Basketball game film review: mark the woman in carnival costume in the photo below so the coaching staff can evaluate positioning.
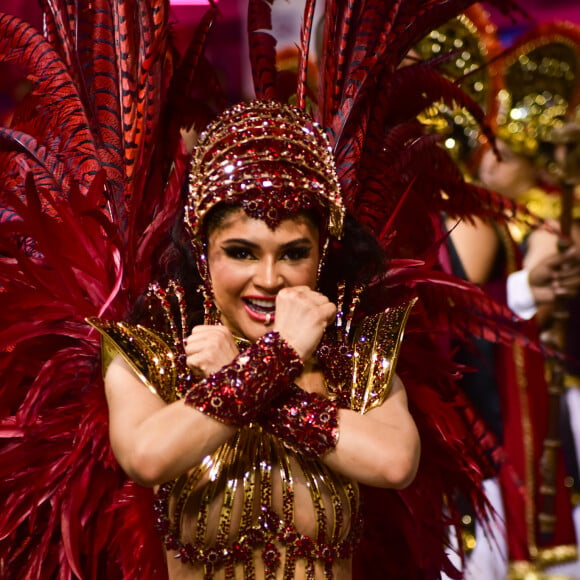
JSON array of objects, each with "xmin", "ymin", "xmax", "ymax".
[
  {"xmin": 0, "ymin": 0, "xmax": 530, "ymax": 578},
  {"xmin": 94, "ymin": 98, "xmax": 423, "ymax": 580}
]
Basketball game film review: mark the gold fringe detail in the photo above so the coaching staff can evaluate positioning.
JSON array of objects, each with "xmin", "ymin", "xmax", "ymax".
[{"xmin": 509, "ymin": 545, "xmax": 579, "ymax": 579}]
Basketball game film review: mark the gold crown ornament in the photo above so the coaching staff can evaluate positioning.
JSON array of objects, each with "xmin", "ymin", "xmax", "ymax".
[
  {"xmin": 495, "ymin": 21, "xmax": 580, "ymax": 159},
  {"xmin": 414, "ymin": 4, "xmax": 503, "ymax": 164},
  {"xmin": 185, "ymin": 100, "xmax": 344, "ymax": 243}
]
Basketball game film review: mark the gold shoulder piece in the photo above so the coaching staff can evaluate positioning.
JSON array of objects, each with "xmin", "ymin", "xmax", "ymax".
[
  {"xmin": 349, "ymin": 299, "xmax": 416, "ymax": 414},
  {"xmin": 86, "ymin": 318, "xmax": 179, "ymax": 403}
]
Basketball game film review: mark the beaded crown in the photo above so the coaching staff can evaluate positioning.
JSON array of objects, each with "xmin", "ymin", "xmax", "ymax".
[
  {"xmin": 185, "ymin": 100, "xmax": 344, "ymax": 242},
  {"xmin": 495, "ymin": 22, "xmax": 580, "ymax": 158}
]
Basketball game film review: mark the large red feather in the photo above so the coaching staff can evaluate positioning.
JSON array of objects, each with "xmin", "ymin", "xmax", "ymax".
[
  {"xmin": 0, "ymin": 14, "xmax": 101, "ymax": 203},
  {"xmin": 247, "ymin": 0, "xmax": 277, "ymax": 100},
  {"xmin": 296, "ymin": 0, "xmax": 317, "ymax": 109}
]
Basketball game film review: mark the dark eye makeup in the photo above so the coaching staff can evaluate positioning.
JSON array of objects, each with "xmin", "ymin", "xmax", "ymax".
[
  {"xmin": 222, "ymin": 245, "xmax": 255, "ymax": 260},
  {"xmin": 281, "ymin": 245, "xmax": 312, "ymax": 261},
  {"xmin": 221, "ymin": 242, "xmax": 312, "ymax": 262}
]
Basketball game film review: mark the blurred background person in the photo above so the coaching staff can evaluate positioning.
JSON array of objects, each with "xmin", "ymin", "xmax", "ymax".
[{"xmin": 416, "ymin": 12, "xmax": 580, "ymax": 579}]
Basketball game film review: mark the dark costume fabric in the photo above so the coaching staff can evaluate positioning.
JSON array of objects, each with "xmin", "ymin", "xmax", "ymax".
[{"xmin": 0, "ymin": 0, "xmax": 543, "ymax": 578}]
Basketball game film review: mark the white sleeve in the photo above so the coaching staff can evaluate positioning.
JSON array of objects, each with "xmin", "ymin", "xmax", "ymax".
[{"xmin": 507, "ymin": 269, "xmax": 537, "ymax": 320}]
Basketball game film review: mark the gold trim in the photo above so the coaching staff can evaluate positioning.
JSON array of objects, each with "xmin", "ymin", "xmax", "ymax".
[
  {"xmin": 509, "ymin": 544, "xmax": 579, "ymax": 578},
  {"xmin": 86, "ymin": 318, "xmax": 178, "ymax": 402},
  {"xmin": 537, "ymin": 544, "xmax": 579, "ymax": 567},
  {"xmin": 564, "ymin": 374, "xmax": 580, "ymax": 389},
  {"xmin": 350, "ymin": 299, "xmax": 417, "ymax": 414},
  {"xmin": 513, "ymin": 339, "xmax": 538, "ymax": 556}
]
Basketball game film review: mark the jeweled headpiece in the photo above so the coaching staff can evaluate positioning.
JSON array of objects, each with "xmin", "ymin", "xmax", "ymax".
[
  {"xmin": 414, "ymin": 5, "xmax": 502, "ymax": 164},
  {"xmin": 185, "ymin": 100, "xmax": 344, "ymax": 241},
  {"xmin": 495, "ymin": 22, "xmax": 580, "ymax": 158}
]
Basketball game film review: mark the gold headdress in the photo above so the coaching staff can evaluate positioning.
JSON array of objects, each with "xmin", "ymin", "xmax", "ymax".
[
  {"xmin": 495, "ymin": 21, "xmax": 580, "ymax": 158},
  {"xmin": 185, "ymin": 100, "xmax": 344, "ymax": 242},
  {"xmin": 414, "ymin": 5, "xmax": 502, "ymax": 165}
]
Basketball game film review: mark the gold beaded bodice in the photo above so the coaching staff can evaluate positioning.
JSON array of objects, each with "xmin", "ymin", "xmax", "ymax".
[{"xmin": 89, "ymin": 301, "xmax": 414, "ymax": 579}]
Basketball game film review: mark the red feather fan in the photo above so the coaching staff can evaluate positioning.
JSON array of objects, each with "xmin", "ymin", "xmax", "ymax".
[{"xmin": 0, "ymin": 1, "xmax": 220, "ymax": 577}]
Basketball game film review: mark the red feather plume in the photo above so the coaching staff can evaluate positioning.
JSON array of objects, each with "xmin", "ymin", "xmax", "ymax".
[
  {"xmin": 0, "ymin": 0, "xmax": 219, "ymax": 577},
  {"xmin": 296, "ymin": 0, "xmax": 317, "ymax": 110},
  {"xmin": 0, "ymin": 14, "xmax": 101, "ymax": 213},
  {"xmin": 248, "ymin": 0, "xmax": 277, "ymax": 100}
]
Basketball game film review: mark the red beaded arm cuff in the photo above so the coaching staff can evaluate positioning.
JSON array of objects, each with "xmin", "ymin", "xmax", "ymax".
[
  {"xmin": 261, "ymin": 384, "xmax": 339, "ymax": 457},
  {"xmin": 184, "ymin": 331, "xmax": 303, "ymax": 426}
]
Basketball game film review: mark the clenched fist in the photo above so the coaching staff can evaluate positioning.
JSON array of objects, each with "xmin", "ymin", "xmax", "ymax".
[
  {"xmin": 184, "ymin": 325, "xmax": 239, "ymax": 377},
  {"xmin": 273, "ymin": 286, "xmax": 337, "ymax": 361}
]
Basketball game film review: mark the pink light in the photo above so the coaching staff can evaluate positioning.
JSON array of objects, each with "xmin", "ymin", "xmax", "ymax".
[{"xmin": 170, "ymin": 0, "xmax": 213, "ymax": 5}]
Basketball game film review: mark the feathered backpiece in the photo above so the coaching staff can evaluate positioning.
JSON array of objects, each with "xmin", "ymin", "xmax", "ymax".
[
  {"xmin": 0, "ymin": 1, "xmax": 223, "ymax": 578},
  {"xmin": 0, "ymin": 0, "xmax": 541, "ymax": 578}
]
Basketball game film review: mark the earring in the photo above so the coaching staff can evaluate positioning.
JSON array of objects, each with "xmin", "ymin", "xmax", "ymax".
[
  {"xmin": 317, "ymin": 236, "xmax": 330, "ymax": 284},
  {"xmin": 202, "ymin": 287, "xmax": 220, "ymax": 325},
  {"xmin": 345, "ymin": 283, "xmax": 363, "ymax": 338},
  {"xmin": 335, "ymin": 280, "xmax": 346, "ymax": 338},
  {"xmin": 192, "ymin": 240, "xmax": 220, "ymax": 325}
]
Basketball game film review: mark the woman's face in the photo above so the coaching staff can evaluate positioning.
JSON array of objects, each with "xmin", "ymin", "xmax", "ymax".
[
  {"xmin": 207, "ymin": 208, "xmax": 320, "ymax": 342},
  {"xmin": 477, "ymin": 139, "xmax": 537, "ymax": 199}
]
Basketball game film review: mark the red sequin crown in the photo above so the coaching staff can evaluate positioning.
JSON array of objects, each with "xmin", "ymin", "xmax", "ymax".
[{"xmin": 185, "ymin": 100, "xmax": 344, "ymax": 240}]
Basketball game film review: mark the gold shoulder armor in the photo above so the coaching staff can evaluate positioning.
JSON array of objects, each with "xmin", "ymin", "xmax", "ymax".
[
  {"xmin": 349, "ymin": 299, "xmax": 416, "ymax": 414},
  {"xmin": 86, "ymin": 318, "xmax": 180, "ymax": 403}
]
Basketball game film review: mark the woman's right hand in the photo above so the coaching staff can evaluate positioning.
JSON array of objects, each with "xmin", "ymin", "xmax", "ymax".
[{"xmin": 273, "ymin": 286, "xmax": 337, "ymax": 361}]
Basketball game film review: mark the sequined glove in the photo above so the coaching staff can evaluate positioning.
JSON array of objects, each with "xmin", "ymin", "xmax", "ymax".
[
  {"xmin": 184, "ymin": 331, "xmax": 303, "ymax": 425},
  {"xmin": 261, "ymin": 383, "xmax": 339, "ymax": 457}
]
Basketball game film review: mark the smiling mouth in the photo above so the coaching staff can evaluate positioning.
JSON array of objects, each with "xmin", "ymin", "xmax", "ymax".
[{"xmin": 243, "ymin": 297, "xmax": 276, "ymax": 321}]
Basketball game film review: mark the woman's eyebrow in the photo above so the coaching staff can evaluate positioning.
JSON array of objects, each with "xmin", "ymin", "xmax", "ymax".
[
  {"xmin": 221, "ymin": 238, "xmax": 258, "ymax": 247},
  {"xmin": 280, "ymin": 238, "xmax": 313, "ymax": 249},
  {"xmin": 221, "ymin": 237, "xmax": 313, "ymax": 249}
]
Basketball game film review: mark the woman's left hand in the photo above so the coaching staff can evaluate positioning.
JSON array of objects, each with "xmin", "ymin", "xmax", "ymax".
[{"xmin": 184, "ymin": 325, "xmax": 239, "ymax": 377}]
